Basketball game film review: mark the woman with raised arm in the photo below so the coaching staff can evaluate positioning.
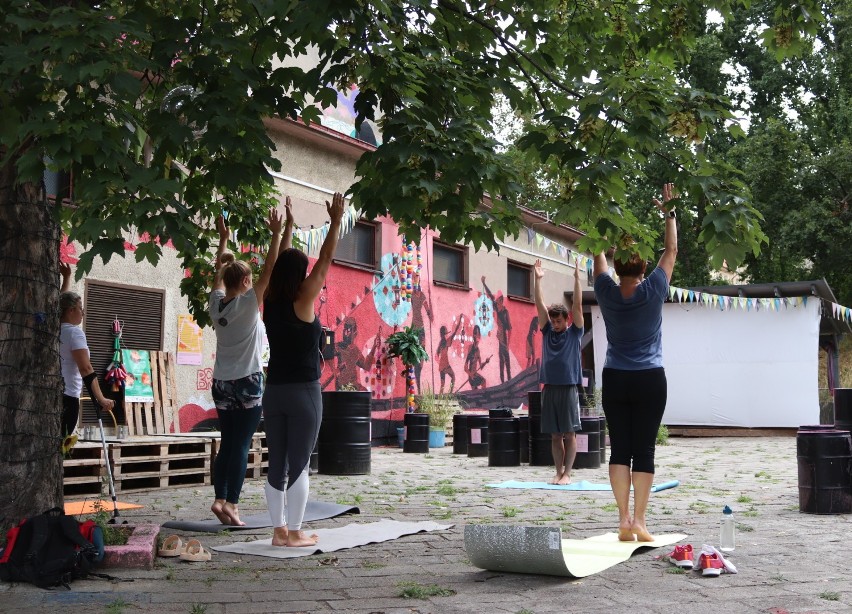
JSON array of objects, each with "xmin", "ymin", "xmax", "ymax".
[
  {"xmin": 263, "ymin": 192, "xmax": 345, "ymax": 547},
  {"xmin": 593, "ymin": 182, "xmax": 678, "ymax": 542},
  {"xmin": 60, "ymin": 261, "xmax": 115, "ymax": 449},
  {"xmin": 208, "ymin": 198, "xmax": 291, "ymax": 526}
]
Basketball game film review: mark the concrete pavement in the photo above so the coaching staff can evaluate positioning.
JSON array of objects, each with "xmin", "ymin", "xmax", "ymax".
[{"xmin": 2, "ymin": 436, "xmax": 851, "ymax": 613}]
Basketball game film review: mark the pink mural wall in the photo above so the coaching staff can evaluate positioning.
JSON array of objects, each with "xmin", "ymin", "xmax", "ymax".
[{"xmin": 316, "ymin": 222, "xmax": 541, "ymax": 441}]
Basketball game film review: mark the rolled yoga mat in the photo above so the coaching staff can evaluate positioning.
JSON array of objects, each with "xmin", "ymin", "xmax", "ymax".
[{"xmin": 465, "ymin": 524, "xmax": 687, "ymax": 578}]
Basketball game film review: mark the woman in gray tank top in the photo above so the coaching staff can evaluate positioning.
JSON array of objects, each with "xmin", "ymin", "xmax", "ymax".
[{"xmin": 207, "ymin": 199, "xmax": 291, "ymax": 526}]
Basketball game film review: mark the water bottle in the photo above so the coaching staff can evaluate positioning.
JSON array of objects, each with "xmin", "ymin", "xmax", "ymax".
[{"xmin": 720, "ymin": 505, "xmax": 736, "ymax": 552}]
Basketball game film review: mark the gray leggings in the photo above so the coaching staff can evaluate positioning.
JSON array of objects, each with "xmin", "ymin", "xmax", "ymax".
[{"xmin": 263, "ymin": 380, "xmax": 322, "ymax": 489}]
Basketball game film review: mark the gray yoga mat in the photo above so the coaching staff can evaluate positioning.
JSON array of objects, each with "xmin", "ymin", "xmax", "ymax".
[
  {"xmin": 213, "ymin": 519, "xmax": 452, "ymax": 559},
  {"xmin": 162, "ymin": 501, "xmax": 359, "ymax": 532}
]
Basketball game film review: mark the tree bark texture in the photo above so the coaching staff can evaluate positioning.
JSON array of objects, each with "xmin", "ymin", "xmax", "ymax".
[{"xmin": 0, "ymin": 146, "xmax": 64, "ymax": 536}]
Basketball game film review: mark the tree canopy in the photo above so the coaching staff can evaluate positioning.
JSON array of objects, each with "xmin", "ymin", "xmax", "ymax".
[{"xmin": 0, "ymin": 0, "xmax": 831, "ymax": 536}]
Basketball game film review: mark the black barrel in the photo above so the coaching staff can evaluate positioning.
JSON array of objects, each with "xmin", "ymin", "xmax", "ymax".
[
  {"xmin": 835, "ymin": 389, "xmax": 852, "ymax": 431},
  {"xmin": 797, "ymin": 429, "xmax": 852, "ymax": 514},
  {"xmin": 598, "ymin": 416, "xmax": 607, "ymax": 464},
  {"xmin": 528, "ymin": 391, "xmax": 551, "ymax": 466},
  {"xmin": 467, "ymin": 415, "xmax": 489, "ymax": 458},
  {"xmin": 488, "ymin": 416, "xmax": 520, "ymax": 467},
  {"xmin": 318, "ymin": 391, "xmax": 371, "ymax": 475},
  {"xmin": 572, "ymin": 416, "xmax": 601, "ymax": 470},
  {"xmin": 519, "ymin": 415, "xmax": 530, "ymax": 463},
  {"xmin": 403, "ymin": 412, "xmax": 430, "ymax": 453},
  {"xmin": 453, "ymin": 413, "xmax": 469, "ymax": 454}
]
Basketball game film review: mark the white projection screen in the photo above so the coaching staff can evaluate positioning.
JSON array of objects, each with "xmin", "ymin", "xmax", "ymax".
[{"xmin": 590, "ymin": 299, "xmax": 821, "ymax": 427}]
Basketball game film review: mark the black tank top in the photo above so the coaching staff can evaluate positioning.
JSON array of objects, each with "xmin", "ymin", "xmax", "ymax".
[{"xmin": 263, "ymin": 297, "xmax": 322, "ymax": 384}]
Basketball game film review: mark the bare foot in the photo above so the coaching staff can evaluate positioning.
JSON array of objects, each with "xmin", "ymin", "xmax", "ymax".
[
  {"xmin": 549, "ymin": 473, "xmax": 563, "ymax": 485},
  {"xmin": 286, "ymin": 530, "xmax": 319, "ymax": 547},
  {"xmin": 211, "ymin": 500, "xmax": 231, "ymax": 525},
  {"xmin": 223, "ymin": 502, "xmax": 246, "ymax": 527},
  {"xmin": 555, "ymin": 473, "xmax": 571, "ymax": 485},
  {"xmin": 618, "ymin": 517, "xmax": 635, "ymax": 541},
  {"xmin": 271, "ymin": 526, "xmax": 289, "ymax": 547},
  {"xmin": 631, "ymin": 522, "xmax": 654, "ymax": 542}
]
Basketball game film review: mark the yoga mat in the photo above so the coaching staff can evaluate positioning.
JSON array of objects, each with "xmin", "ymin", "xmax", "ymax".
[
  {"xmin": 64, "ymin": 500, "xmax": 143, "ymax": 515},
  {"xmin": 162, "ymin": 501, "xmax": 359, "ymax": 532},
  {"xmin": 213, "ymin": 520, "xmax": 452, "ymax": 559},
  {"xmin": 486, "ymin": 479, "xmax": 680, "ymax": 492},
  {"xmin": 465, "ymin": 525, "xmax": 687, "ymax": 578}
]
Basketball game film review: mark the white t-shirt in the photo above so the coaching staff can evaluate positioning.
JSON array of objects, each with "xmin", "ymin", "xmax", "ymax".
[
  {"xmin": 208, "ymin": 288, "xmax": 264, "ymax": 381},
  {"xmin": 60, "ymin": 322, "xmax": 89, "ymax": 397}
]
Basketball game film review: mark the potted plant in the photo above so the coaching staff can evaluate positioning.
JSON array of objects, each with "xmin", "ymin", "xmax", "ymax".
[
  {"xmin": 385, "ymin": 326, "xmax": 429, "ymax": 452},
  {"xmin": 384, "ymin": 326, "xmax": 428, "ymax": 414}
]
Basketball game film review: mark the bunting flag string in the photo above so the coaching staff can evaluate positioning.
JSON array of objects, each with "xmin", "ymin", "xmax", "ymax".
[
  {"xmin": 666, "ymin": 284, "xmax": 852, "ymax": 325},
  {"xmin": 522, "ymin": 226, "xmax": 595, "ymax": 274},
  {"xmin": 292, "ymin": 205, "xmax": 360, "ymax": 255}
]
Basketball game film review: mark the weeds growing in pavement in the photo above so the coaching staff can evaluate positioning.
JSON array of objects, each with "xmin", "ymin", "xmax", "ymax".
[
  {"xmin": 105, "ymin": 599, "xmax": 130, "ymax": 614},
  {"xmin": 502, "ymin": 506, "xmax": 519, "ymax": 517},
  {"xmin": 398, "ymin": 581, "xmax": 456, "ymax": 599},
  {"xmin": 189, "ymin": 605, "xmax": 208, "ymax": 614},
  {"xmin": 819, "ymin": 591, "xmax": 840, "ymax": 601},
  {"xmin": 736, "ymin": 495, "xmax": 753, "ymax": 503}
]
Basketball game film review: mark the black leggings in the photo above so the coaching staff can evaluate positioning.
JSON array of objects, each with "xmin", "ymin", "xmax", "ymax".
[
  {"xmin": 62, "ymin": 394, "xmax": 80, "ymax": 437},
  {"xmin": 602, "ymin": 368, "xmax": 666, "ymax": 473}
]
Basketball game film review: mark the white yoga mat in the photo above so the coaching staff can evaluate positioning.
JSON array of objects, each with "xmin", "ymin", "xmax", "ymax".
[{"xmin": 213, "ymin": 519, "xmax": 452, "ymax": 559}]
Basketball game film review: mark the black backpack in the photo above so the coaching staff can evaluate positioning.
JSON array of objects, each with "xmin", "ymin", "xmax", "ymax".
[{"xmin": 0, "ymin": 507, "xmax": 102, "ymax": 589}]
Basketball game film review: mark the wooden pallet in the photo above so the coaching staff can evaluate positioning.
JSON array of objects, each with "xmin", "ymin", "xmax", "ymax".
[
  {"xmin": 211, "ymin": 435, "xmax": 264, "ymax": 480},
  {"xmin": 125, "ymin": 351, "xmax": 179, "ymax": 436},
  {"xmin": 109, "ymin": 437, "xmax": 211, "ymax": 492},
  {"xmin": 63, "ymin": 442, "xmax": 106, "ymax": 497}
]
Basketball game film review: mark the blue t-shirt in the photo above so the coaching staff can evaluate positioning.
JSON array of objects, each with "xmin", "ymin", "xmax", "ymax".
[
  {"xmin": 539, "ymin": 320, "xmax": 583, "ymax": 385},
  {"xmin": 593, "ymin": 267, "xmax": 668, "ymax": 370}
]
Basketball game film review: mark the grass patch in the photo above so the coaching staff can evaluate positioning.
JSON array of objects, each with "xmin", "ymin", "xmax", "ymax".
[
  {"xmin": 601, "ymin": 503, "xmax": 618, "ymax": 512},
  {"xmin": 736, "ymin": 523, "xmax": 754, "ymax": 533},
  {"xmin": 189, "ymin": 605, "xmax": 208, "ymax": 614},
  {"xmin": 362, "ymin": 561, "xmax": 387, "ymax": 569},
  {"xmin": 105, "ymin": 599, "xmax": 130, "ymax": 614},
  {"xmin": 667, "ymin": 566, "xmax": 687, "ymax": 574},
  {"xmin": 437, "ymin": 484, "xmax": 458, "ymax": 496},
  {"xmin": 736, "ymin": 495, "xmax": 753, "ymax": 503},
  {"xmin": 398, "ymin": 581, "xmax": 456, "ymax": 599},
  {"xmin": 502, "ymin": 506, "xmax": 520, "ymax": 518},
  {"xmin": 656, "ymin": 424, "xmax": 669, "ymax": 445},
  {"xmin": 819, "ymin": 591, "xmax": 840, "ymax": 601}
]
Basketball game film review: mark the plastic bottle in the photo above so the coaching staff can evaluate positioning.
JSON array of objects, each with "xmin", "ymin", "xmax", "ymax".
[{"xmin": 720, "ymin": 505, "xmax": 736, "ymax": 552}]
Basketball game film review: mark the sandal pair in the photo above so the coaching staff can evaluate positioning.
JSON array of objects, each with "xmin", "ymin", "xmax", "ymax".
[{"xmin": 158, "ymin": 535, "xmax": 212, "ymax": 562}]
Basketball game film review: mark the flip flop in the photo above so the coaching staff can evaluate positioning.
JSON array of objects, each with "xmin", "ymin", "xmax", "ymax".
[
  {"xmin": 179, "ymin": 539, "xmax": 212, "ymax": 562},
  {"xmin": 157, "ymin": 534, "xmax": 184, "ymax": 557}
]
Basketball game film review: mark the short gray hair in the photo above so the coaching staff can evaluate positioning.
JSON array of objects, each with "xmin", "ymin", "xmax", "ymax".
[{"xmin": 59, "ymin": 291, "xmax": 82, "ymax": 317}]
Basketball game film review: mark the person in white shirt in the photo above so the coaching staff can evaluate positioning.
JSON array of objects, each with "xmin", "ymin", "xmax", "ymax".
[{"xmin": 59, "ymin": 262, "xmax": 115, "ymax": 446}]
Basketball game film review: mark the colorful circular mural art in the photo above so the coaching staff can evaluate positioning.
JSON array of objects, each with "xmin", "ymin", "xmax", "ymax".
[
  {"xmin": 473, "ymin": 293, "xmax": 495, "ymax": 336},
  {"xmin": 373, "ymin": 252, "xmax": 412, "ymax": 327}
]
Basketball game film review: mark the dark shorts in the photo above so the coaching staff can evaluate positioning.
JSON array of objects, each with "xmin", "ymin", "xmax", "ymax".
[
  {"xmin": 212, "ymin": 372, "xmax": 264, "ymax": 411},
  {"xmin": 541, "ymin": 384, "xmax": 581, "ymax": 434},
  {"xmin": 469, "ymin": 373, "xmax": 485, "ymax": 387}
]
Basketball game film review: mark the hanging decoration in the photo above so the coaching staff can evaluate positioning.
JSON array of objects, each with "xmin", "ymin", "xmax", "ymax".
[
  {"xmin": 397, "ymin": 236, "xmax": 422, "ymax": 303},
  {"xmin": 292, "ymin": 204, "xmax": 359, "ymax": 254},
  {"xmin": 104, "ymin": 318, "xmax": 127, "ymax": 392}
]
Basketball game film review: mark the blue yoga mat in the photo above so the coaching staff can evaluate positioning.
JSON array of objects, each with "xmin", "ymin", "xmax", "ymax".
[{"xmin": 486, "ymin": 479, "xmax": 680, "ymax": 492}]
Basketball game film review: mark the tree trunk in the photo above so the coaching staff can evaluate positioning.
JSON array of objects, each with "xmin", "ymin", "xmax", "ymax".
[{"xmin": 0, "ymin": 146, "xmax": 64, "ymax": 535}]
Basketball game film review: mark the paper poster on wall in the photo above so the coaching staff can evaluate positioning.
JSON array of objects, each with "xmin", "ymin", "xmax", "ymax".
[
  {"xmin": 122, "ymin": 349, "xmax": 155, "ymax": 402},
  {"xmin": 177, "ymin": 314, "xmax": 203, "ymax": 365}
]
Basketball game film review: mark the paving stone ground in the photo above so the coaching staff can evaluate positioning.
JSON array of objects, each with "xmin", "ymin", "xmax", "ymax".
[{"xmin": 2, "ymin": 436, "xmax": 851, "ymax": 613}]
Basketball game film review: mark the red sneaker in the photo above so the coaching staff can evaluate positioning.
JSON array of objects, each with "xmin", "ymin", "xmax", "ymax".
[
  {"xmin": 697, "ymin": 552, "xmax": 725, "ymax": 576},
  {"xmin": 667, "ymin": 544, "xmax": 694, "ymax": 569}
]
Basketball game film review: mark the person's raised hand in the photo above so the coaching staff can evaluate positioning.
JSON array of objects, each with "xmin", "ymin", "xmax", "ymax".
[
  {"xmin": 216, "ymin": 214, "xmax": 229, "ymax": 240},
  {"xmin": 268, "ymin": 207, "xmax": 283, "ymax": 235},
  {"xmin": 534, "ymin": 259, "xmax": 544, "ymax": 280},
  {"xmin": 653, "ymin": 182, "xmax": 678, "ymax": 213},
  {"xmin": 59, "ymin": 261, "xmax": 71, "ymax": 280},
  {"xmin": 574, "ymin": 257, "xmax": 581, "ymax": 280},
  {"xmin": 284, "ymin": 195, "xmax": 294, "ymax": 226},
  {"xmin": 326, "ymin": 192, "xmax": 345, "ymax": 223}
]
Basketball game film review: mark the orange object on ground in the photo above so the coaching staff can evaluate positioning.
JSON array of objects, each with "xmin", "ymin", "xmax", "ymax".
[{"xmin": 64, "ymin": 500, "xmax": 143, "ymax": 516}]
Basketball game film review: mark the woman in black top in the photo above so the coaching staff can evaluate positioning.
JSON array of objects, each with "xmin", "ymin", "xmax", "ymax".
[{"xmin": 262, "ymin": 192, "xmax": 344, "ymax": 547}]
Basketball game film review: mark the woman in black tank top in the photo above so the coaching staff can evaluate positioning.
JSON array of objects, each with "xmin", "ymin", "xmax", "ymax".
[{"xmin": 261, "ymin": 192, "xmax": 345, "ymax": 548}]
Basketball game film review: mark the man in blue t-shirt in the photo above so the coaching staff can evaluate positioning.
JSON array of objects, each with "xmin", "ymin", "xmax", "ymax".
[{"xmin": 534, "ymin": 257, "xmax": 584, "ymax": 485}]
